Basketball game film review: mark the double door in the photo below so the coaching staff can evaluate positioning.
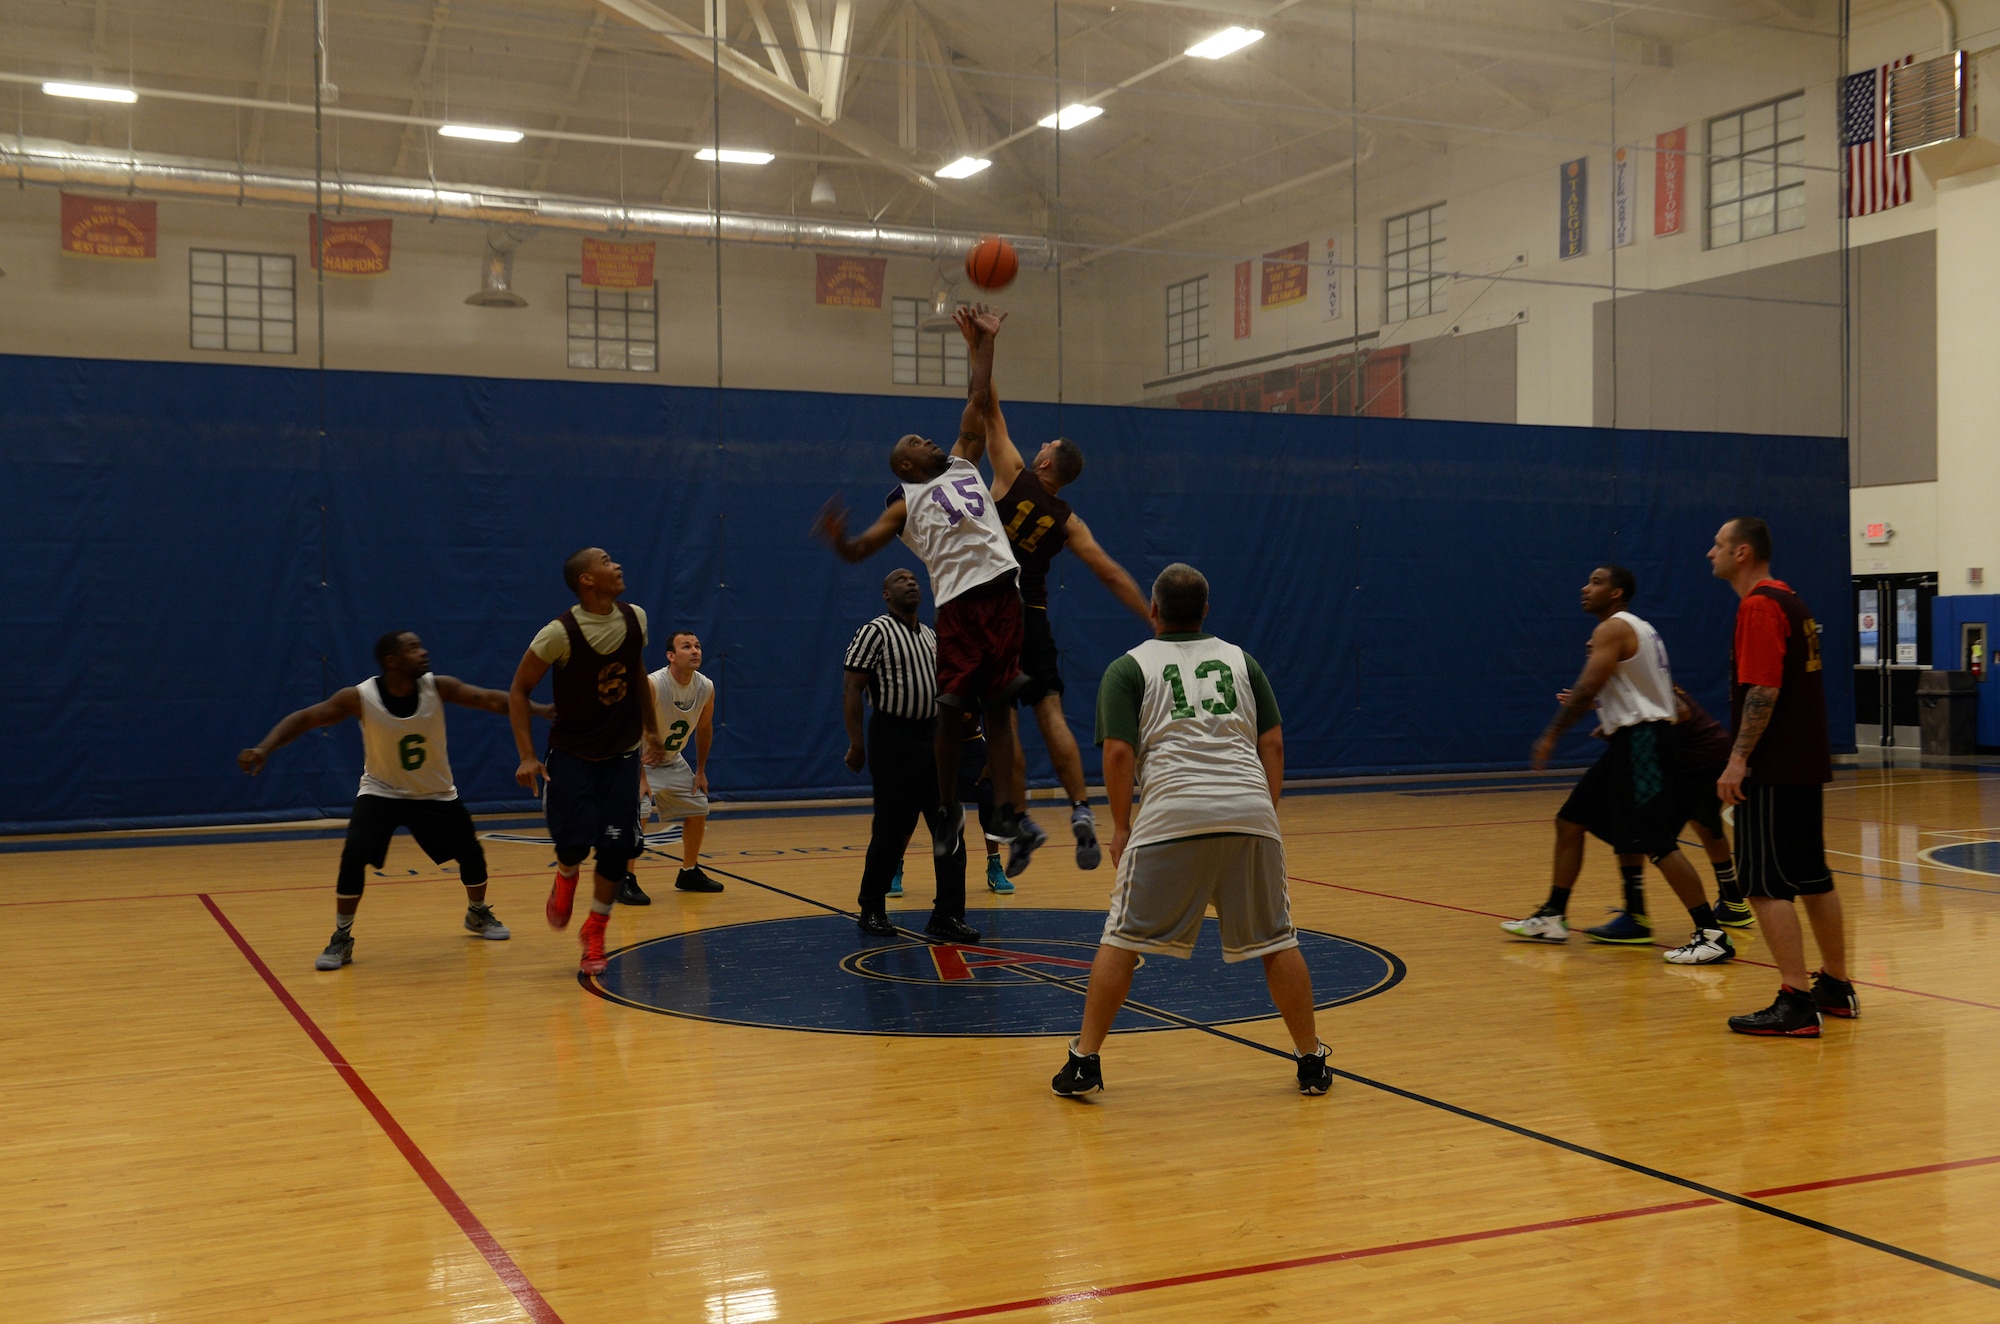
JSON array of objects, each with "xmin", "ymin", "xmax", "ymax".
[{"xmin": 1854, "ymin": 572, "xmax": 1937, "ymax": 746}]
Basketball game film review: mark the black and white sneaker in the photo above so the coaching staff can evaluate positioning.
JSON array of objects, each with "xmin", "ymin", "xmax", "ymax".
[
  {"xmin": 1663, "ymin": 927, "xmax": 1735, "ymax": 965},
  {"xmin": 463, "ymin": 903, "xmax": 510, "ymax": 940},
  {"xmin": 1072, "ymin": 804, "xmax": 1101, "ymax": 871},
  {"xmin": 1052, "ymin": 1038, "xmax": 1104, "ymax": 1097},
  {"xmin": 674, "ymin": 866, "xmax": 724, "ymax": 893},
  {"xmin": 615, "ymin": 873, "xmax": 652, "ymax": 906},
  {"xmin": 1811, "ymin": 969, "xmax": 1860, "ymax": 1019},
  {"xmin": 1728, "ymin": 986, "xmax": 1822, "ymax": 1038},
  {"xmin": 1296, "ymin": 1041, "xmax": 1334, "ymax": 1096},
  {"xmin": 315, "ymin": 931, "xmax": 354, "ymax": 971},
  {"xmin": 1006, "ymin": 813, "xmax": 1047, "ymax": 878}
]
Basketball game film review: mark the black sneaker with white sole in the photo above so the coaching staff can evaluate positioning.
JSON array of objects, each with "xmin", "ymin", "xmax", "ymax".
[
  {"xmin": 1072, "ymin": 804, "xmax": 1101, "ymax": 871},
  {"xmin": 1811, "ymin": 969, "xmax": 1860, "ymax": 1019},
  {"xmin": 1052, "ymin": 1040, "xmax": 1104, "ymax": 1097},
  {"xmin": 315, "ymin": 931, "xmax": 354, "ymax": 971},
  {"xmin": 1296, "ymin": 1042, "xmax": 1334, "ymax": 1095}
]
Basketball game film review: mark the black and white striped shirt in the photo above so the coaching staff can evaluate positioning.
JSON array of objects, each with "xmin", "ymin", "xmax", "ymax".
[{"xmin": 844, "ymin": 613, "xmax": 937, "ymax": 719}]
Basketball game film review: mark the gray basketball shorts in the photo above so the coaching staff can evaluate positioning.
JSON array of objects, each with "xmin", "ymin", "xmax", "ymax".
[
  {"xmin": 643, "ymin": 758, "xmax": 710, "ymax": 821},
  {"xmin": 1100, "ymin": 832, "xmax": 1297, "ymax": 964}
]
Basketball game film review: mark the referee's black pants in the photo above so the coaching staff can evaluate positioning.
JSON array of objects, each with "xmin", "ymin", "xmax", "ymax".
[{"xmin": 859, "ymin": 711, "xmax": 967, "ymax": 919}]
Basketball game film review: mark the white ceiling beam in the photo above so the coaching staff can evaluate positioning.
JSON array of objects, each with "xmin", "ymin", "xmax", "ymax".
[
  {"xmin": 913, "ymin": 16, "xmax": 969, "ymax": 154},
  {"xmin": 742, "ymin": 0, "xmax": 799, "ymax": 90},
  {"xmin": 244, "ymin": 0, "xmax": 289, "ymax": 159},
  {"xmin": 390, "ymin": 0, "xmax": 454, "ymax": 176},
  {"xmin": 531, "ymin": 12, "xmax": 607, "ymax": 192},
  {"xmin": 818, "ymin": 0, "xmax": 855, "ymax": 122},
  {"xmin": 784, "ymin": 0, "xmax": 825, "ymax": 99}
]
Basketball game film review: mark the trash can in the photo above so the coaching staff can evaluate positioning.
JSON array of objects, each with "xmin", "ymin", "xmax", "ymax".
[{"xmin": 1918, "ymin": 670, "xmax": 1978, "ymax": 755}]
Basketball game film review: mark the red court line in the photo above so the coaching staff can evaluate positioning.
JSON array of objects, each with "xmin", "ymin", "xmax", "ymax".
[
  {"xmin": 198, "ymin": 894, "xmax": 562, "ymax": 1324},
  {"xmin": 873, "ymin": 1197, "xmax": 1719, "ymax": 1324},
  {"xmin": 1747, "ymin": 1151, "xmax": 2000, "ymax": 1198}
]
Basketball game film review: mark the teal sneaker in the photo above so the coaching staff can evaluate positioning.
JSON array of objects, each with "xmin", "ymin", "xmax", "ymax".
[
  {"xmin": 986, "ymin": 856, "xmax": 1014, "ymax": 894},
  {"xmin": 888, "ymin": 866, "xmax": 903, "ymax": 898}
]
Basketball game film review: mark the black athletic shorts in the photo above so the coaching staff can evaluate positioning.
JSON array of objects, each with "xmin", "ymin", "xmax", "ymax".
[
  {"xmin": 1675, "ymin": 761, "xmax": 1727, "ymax": 839},
  {"xmin": 545, "ymin": 747, "xmax": 642, "ymax": 868},
  {"xmin": 1735, "ymin": 783, "xmax": 1833, "ymax": 901},
  {"xmin": 1016, "ymin": 605, "xmax": 1064, "ymax": 706},
  {"xmin": 1557, "ymin": 721, "xmax": 1682, "ymax": 860},
  {"xmin": 343, "ymin": 794, "xmax": 483, "ymax": 869}
]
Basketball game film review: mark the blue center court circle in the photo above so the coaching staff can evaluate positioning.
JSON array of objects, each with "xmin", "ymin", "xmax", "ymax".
[
  {"xmin": 1923, "ymin": 840, "xmax": 2000, "ymax": 876},
  {"xmin": 588, "ymin": 907, "xmax": 1404, "ymax": 1037}
]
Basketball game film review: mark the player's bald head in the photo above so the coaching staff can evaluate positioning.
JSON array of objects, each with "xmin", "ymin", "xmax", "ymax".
[{"xmin": 890, "ymin": 433, "xmax": 947, "ymax": 481}]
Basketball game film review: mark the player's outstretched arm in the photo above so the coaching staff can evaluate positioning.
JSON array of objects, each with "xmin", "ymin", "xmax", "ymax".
[
  {"xmin": 238, "ymin": 689, "xmax": 363, "ymax": 774},
  {"xmin": 1531, "ymin": 617, "xmax": 1633, "ymax": 769},
  {"xmin": 957, "ymin": 304, "xmax": 1021, "ymax": 486},
  {"xmin": 1065, "ymin": 515, "xmax": 1151, "ymax": 623},
  {"xmin": 437, "ymin": 675, "xmax": 553, "ymax": 719},
  {"xmin": 951, "ymin": 305, "xmax": 1003, "ymax": 464},
  {"xmin": 508, "ymin": 649, "xmax": 553, "ymax": 792},
  {"xmin": 813, "ymin": 496, "xmax": 907, "ymax": 562}
]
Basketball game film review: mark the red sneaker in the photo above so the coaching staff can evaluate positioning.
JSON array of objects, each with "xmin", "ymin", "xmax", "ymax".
[
  {"xmin": 545, "ymin": 868, "xmax": 578, "ymax": 930},
  {"xmin": 579, "ymin": 912, "xmax": 609, "ymax": 976}
]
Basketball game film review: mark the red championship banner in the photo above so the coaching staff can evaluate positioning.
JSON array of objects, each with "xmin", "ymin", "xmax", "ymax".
[
  {"xmin": 309, "ymin": 216, "xmax": 393, "ymax": 275},
  {"xmin": 814, "ymin": 253, "xmax": 887, "ymax": 308},
  {"xmin": 59, "ymin": 192, "xmax": 156, "ymax": 260},
  {"xmin": 1260, "ymin": 241, "xmax": 1309, "ymax": 308},
  {"xmin": 1654, "ymin": 127, "xmax": 1686, "ymax": 237},
  {"xmin": 581, "ymin": 238, "xmax": 656, "ymax": 289},
  {"xmin": 1233, "ymin": 260, "xmax": 1253, "ymax": 339}
]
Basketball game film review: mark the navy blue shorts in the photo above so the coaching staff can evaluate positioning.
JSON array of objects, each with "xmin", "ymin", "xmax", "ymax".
[{"xmin": 545, "ymin": 747, "xmax": 641, "ymax": 870}]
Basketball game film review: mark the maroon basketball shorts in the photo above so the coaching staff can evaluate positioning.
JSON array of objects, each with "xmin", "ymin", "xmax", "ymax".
[{"xmin": 934, "ymin": 574, "xmax": 1026, "ymax": 709}]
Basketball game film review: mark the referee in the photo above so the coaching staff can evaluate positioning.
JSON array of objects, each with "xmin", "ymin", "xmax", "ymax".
[{"xmin": 843, "ymin": 568, "xmax": 978, "ymax": 942}]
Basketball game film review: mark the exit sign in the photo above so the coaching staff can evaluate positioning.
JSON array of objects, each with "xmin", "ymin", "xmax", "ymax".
[{"xmin": 1864, "ymin": 522, "xmax": 1892, "ymax": 544}]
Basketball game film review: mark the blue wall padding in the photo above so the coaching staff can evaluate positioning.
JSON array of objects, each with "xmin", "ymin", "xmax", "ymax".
[
  {"xmin": 1930, "ymin": 595, "xmax": 1999, "ymax": 745},
  {"xmin": 0, "ymin": 353, "xmax": 1852, "ymax": 832}
]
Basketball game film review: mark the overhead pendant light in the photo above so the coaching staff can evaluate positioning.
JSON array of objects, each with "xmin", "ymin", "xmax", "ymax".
[
  {"xmin": 935, "ymin": 156, "xmax": 991, "ymax": 180},
  {"xmin": 439, "ymin": 124, "xmax": 524, "ymax": 143},
  {"xmin": 697, "ymin": 147, "xmax": 775, "ymax": 165},
  {"xmin": 1037, "ymin": 104, "xmax": 1103, "ymax": 131},
  {"xmin": 1185, "ymin": 27, "xmax": 1265, "ymax": 60},
  {"xmin": 42, "ymin": 80, "xmax": 138, "ymax": 103},
  {"xmin": 810, "ymin": 169, "xmax": 837, "ymax": 206}
]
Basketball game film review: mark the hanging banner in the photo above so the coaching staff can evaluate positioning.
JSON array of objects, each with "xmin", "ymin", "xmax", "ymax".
[
  {"xmin": 1612, "ymin": 148, "xmax": 1635, "ymax": 249},
  {"xmin": 581, "ymin": 238, "xmax": 656, "ymax": 289},
  {"xmin": 814, "ymin": 253, "xmax": 886, "ymax": 308},
  {"xmin": 309, "ymin": 216, "xmax": 393, "ymax": 275},
  {"xmin": 1558, "ymin": 157, "xmax": 1587, "ymax": 260},
  {"xmin": 1654, "ymin": 126, "xmax": 1686, "ymax": 236},
  {"xmin": 1260, "ymin": 242, "xmax": 1309, "ymax": 308},
  {"xmin": 59, "ymin": 193, "xmax": 157, "ymax": 260},
  {"xmin": 1322, "ymin": 235, "xmax": 1341, "ymax": 321},
  {"xmin": 1233, "ymin": 260, "xmax": 1252, "ymax": 339}
]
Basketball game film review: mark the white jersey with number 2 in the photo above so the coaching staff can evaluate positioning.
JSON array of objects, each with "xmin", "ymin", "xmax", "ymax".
[
  {"xmin": 898, "ymin": 455, "xmax": 1019, "ymax": 606},
  {"xmin": 1594, "ymin": 609, "xmax": 1677, "ymax": 734},
  {"xmin": 357, "ymin": 674, "xmax": 458, "ymax": 801}
]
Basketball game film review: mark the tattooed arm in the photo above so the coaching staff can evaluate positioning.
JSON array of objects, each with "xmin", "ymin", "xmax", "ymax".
[
  {"xmin": 1531, "ymin": 616, "xmax": 1636, "ymax": 770},
  {"xmin": 1717, "ymin": 685, "xmax": 1777, "ymax": 805}
]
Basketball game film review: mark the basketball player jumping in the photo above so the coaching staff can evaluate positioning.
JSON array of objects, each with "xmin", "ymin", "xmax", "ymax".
[
  {"xmin": 813, "ymin": 306, "xmax": 1038, "ymax": 876},
  {"xmin": 238, "ymin": 630, "xmax": 548, "ymax": 969},
  {"xmin": 961, "ymin": 307, "xmax": 1152, "ymax": 879}
]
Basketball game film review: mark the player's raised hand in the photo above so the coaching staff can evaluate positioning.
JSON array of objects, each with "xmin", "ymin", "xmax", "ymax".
[
  {"xmin": 952, "ymin": 305, "xmax": 979, "ymax": 348},
  {"xmin": 970, "ymin": 303, "xmax": 1006, "ymax": 338},
  {"xmin": 811, "ymin": 496, "xmax": 850, "ymax": 548},
  {"xmin": 237, "ymin": 747, "xmax": 267, "ymax": 775}
]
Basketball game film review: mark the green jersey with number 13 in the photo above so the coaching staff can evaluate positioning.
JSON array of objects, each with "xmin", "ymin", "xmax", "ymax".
[{"xmin": 357, "ymin": 674, "xmax": 458, "ymax": 801}]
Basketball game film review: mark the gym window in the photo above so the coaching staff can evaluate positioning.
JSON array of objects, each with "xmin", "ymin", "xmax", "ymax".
[
  {"xmin": 891, "ymin": 297, "xmax": 968, "ymax": 387},
  {"xmin": 1165, "ymin": 275, "xmax": 1211, "ymax": 375},
  {"xmin": 567, "ymin": 275, "xmax": 658, "ymax": 372},
  {"xmin": 1385, "ymin": 203, "xmax": 1447, "ymax": 323},
  {"xmin": 1707, "ymin": 93, "xmax": 1805, "ymax": 249},
  {"xmin": 189, "ymin": 250, "xmax": 295, "ymax": 354}
]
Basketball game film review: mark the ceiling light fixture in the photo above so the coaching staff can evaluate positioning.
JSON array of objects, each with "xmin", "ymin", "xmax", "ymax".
[
  {"xmin": 1185, "ymin": 27, "xmax": 1265, "ymax": 60},
  {"xmin": 42, "ymin": 81, "xmax": 138, "ymax": 104},
  {"xmin": 696, "ymin": 147, "xmax": 775, "ymax": 165},
  {"xmin": 935, "ymin": 156, "xmax": 991, "ymax": 180},
  {"xmin": 439, "ymin": 124, "xmax": 524, "ymax": 143},
  {"xmin": 1037, "ymin": 104, "xmax": 1103, "ymax": 131}
]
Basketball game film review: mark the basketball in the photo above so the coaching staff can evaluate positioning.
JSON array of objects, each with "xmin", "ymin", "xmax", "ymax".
[{"xmin": 965, "ymin": 235, "xmax": 1018, "ymax": 291}]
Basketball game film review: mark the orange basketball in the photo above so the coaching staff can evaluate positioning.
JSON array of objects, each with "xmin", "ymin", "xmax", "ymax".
[{"xmin": 966, "ymin": 235, "xmax": 1018, "ymax": 291}]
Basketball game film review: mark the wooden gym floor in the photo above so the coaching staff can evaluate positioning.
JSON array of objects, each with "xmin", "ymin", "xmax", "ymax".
[{"xmin": 7, "ymin": 761, "xmax": 2000, "ymax": 1321}]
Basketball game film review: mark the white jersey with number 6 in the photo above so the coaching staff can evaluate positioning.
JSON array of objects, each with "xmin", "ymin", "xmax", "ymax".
[
  {"xmin": 898, "ymin": 455, "xmax": 1019, "ymax": 606},
  {"xmin": 357, "ymin": 674, "xmax": 458, "ymax": 801},
  {"xmin": 1127, "ymin": 636, "xmax": 1279, "ymax": 849},
  {"xmin": 1594, "ymin": 610, "xmax": 1677, "ymax": 734}
]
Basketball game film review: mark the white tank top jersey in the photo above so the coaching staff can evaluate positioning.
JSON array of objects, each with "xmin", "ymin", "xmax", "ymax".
[
  {"xmin": 898, "ymin": 454, "xmax": 1019, "ymax": 606},
  {"xmin": 356, "ymin": 674, "xmax": 458, "ymax": 801},
  {"xmin": 1594, "ymin": 610, "xmax": 1678, "ymax": 733},
  {"xmin": 1126, "ymin": 636, "xmax": 1281, "ymax": 850},
  {"xmin": 647, "ymin": 666, "xmax": 714, "ymax": 766}
]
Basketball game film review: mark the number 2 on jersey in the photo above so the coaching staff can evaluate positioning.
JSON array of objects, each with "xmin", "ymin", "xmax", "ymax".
[{"xmin": 663, "ymin": 719, "xmax": 691, "ymax": 753}]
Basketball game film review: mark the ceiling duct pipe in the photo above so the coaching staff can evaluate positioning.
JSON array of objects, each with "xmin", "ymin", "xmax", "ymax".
[
  {"xmin": 466, "ymin": 229, "xmax": 529, "ymax": 307},
  {"xmin": 0, "ymin": 137, "xmax": 1043, "ymax": 265}
]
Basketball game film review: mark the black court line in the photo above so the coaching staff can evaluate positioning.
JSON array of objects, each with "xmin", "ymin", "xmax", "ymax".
[{"xmin": 662, "ymin": 856, "xmax": 2000, "ymax": 1295}]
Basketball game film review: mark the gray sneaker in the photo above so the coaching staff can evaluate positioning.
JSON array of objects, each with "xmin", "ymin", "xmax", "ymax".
[
  {"xmin": 464, "ymin": 903, "xmax": 511, "ymax": 941},
  {"xmin": 316, "ymin": 931, "xmax": 354, "ymax": 970}
]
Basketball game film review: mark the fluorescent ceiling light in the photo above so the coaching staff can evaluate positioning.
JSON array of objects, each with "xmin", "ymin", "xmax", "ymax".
[
  {"xmin": 1037, "ymin": 104, "xmax": 1104, "ymax": 131},
  {"xmin": 439, "ymin": 124, "xmax": 524, "ymax": 143},
  {"xmin": 696, "ymin": 147, "xmax": 775, "ymax": 165},
  {"xmin": 42, "ymin": 81, "xmax": 138, "ymax": 104},
  {"xmin": 935, "ymin": 156, "xmax": 992, "ymax": 180},
  {"xmin": 1185, "ymin": 26, "xmax": 1265, "ymax": 59}
]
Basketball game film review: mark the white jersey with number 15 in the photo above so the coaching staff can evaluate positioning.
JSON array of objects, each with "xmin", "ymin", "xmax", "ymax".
[{"xmin": 898, "ymin": 455, "xmax": 1019, "ymax": 606}]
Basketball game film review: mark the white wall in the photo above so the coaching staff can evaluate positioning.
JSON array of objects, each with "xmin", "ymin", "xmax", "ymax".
[{"xmin": 1850, "ymin": 482, "xmax": 1939, "ymax": 574}]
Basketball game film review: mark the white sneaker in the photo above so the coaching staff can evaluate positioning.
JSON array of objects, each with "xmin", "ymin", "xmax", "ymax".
[
  {"xmin": 1663, "ymin": 927, "xmax": 1735, "ymax": 965},
  {"xmin": 1500, "ymin": 911, "xmax": 1569, "ymax": 942}
]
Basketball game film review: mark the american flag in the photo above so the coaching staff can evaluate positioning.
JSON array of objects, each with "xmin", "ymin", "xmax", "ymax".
[{"xmin": 1843, "ymin": 57, "xmax": 1913, "ymax": 217}]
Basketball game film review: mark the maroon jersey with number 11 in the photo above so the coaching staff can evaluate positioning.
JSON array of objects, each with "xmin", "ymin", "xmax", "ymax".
[{"xmin": 993, "ymin": 469, "xmax": 1072, "ymax": 608}]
